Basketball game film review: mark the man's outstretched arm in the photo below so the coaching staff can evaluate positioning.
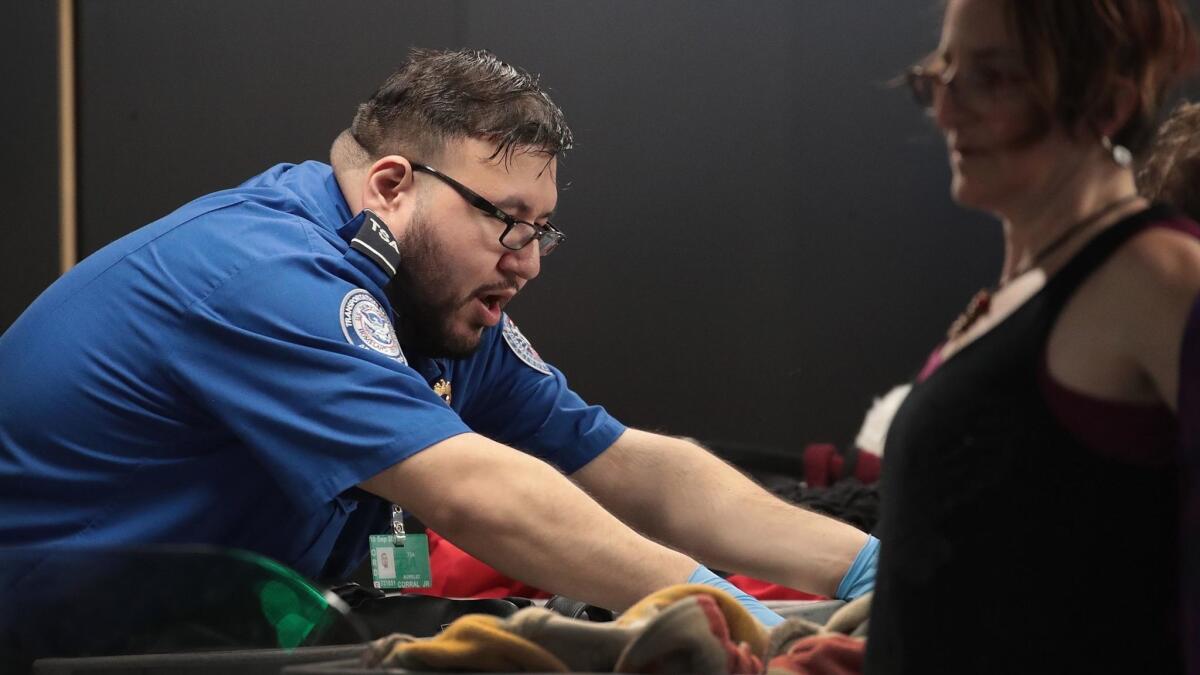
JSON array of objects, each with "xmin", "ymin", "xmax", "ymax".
[
  {"xmin": 571, "ymin": 428, "xmax": 872, "ymax": 598},
  {"xmin": 359, "ymin": 432, "xmax": 700, "ymax": 611}
]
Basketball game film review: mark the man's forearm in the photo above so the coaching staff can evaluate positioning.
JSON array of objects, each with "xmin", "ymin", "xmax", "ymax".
[
  {"xmin": 574, "ymin": 429, "xmax": 868, "ymax": 596},
  {"xmin": 360, "ymin": 433, "xmax": 698, "ymax": 610},
  {"xmin": 675, "ymin": 472, "xmax": 869, "ymax": 595}
]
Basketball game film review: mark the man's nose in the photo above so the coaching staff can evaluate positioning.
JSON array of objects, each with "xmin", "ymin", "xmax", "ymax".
[{"xmin": 499, "ymin": 241, "xmax": 541, "ymax": 281}]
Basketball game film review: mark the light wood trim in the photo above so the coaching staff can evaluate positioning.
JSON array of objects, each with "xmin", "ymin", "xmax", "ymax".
[{"xmin": 58, "ymin": 0, "xmax": 77, "ymax": 273}]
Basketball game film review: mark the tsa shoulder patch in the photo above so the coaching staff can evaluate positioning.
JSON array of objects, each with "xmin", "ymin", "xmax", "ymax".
[
  {"xmin": 502, "ymin": 315, "xmax": 551, "ymax": 376},
  {"xmin": 340, "ymin": 289, "xmax": 406, "ymax": 365}
]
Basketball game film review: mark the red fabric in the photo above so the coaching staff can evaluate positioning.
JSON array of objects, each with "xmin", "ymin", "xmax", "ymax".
[
  {"xmin": 415, "ymin": 529, "xmax": 824, "ymax": 601},
  {"xmin": 767, "ymin": 634, "xmax": 865, "ymax": 675},
  {"xmin": 802, "ymin": 444, "xmax": 839, "ymax": 488},
  {"xmin": 803, "ymin": 443, "xmax": 880, "ymax": 487},
  {"xmin": 1037, "ymin": 349, "xmax": 1176, "ymax": 465},
  {"xmin": 695, "ymin": 595, "xmax": 764, "ymax": 675},
  {"xmin": 723, "ymin": 575, "xmax": 823, "ymax": 601},
  {"xmin": 850, "ymin": 451, "xmax": 881, "ymax": 484},
  {"xmin": 405, "ymin": 529, "xmax": 551, "ymax": 599},
  {"xmin": 917, "ymin": 344, "xmax": 945, "ymax": 383}
]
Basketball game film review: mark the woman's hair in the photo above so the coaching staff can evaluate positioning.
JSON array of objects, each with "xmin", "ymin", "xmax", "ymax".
[
  {"xmin": 1004, "ymin": 0, "xmax": 1198, "ymax": 153},
  {"xmin": 1137, "ymin": 101, "xmax": 1200, "ymax": 218}
]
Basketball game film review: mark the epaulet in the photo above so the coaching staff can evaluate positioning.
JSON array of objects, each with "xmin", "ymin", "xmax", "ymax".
[{"xmin": 349, "ymin": 209, "xmax": 400, "ymax": 279}]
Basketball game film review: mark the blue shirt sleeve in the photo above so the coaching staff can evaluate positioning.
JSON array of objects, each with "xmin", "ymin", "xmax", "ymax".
[
  {"xmin": 454, "ymin": 314, "xmax": 626, "ymax": 474},
  {"xmin": 168, "ymin": 253, "xmax": 471, "ymax": 513}
]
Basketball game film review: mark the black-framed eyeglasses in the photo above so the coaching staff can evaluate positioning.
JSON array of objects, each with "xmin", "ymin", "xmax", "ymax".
[
  {"xmin": 904, "ymin": 62, "xmax": 1030, "ymax": 113},
  {"xmin": 410, "ymin": 162, "xmax": 565, "ymax": 256}
]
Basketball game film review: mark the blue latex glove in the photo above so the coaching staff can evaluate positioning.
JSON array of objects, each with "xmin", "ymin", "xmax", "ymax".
[
  {"xmin": 688, "ymin": 565, "xmax": 786, "ymax": 626},
  {"xmin": 835, "ymin": 535, "xmax": 879, "ymax": 600}
]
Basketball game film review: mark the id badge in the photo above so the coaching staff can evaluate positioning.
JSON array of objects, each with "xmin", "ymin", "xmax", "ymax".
[{"xmin": 369, "ymin": 533, "xmax": 432, "ymax": 589}]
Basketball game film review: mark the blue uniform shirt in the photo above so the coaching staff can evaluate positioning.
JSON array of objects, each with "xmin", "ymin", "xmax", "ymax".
[{"xmin": 0, "ymin": 161, "xmax": 625, "ymax": 581}]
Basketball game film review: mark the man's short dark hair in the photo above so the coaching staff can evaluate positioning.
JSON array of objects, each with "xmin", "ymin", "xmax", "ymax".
[{"xmin": 349, "ymin": 48, "xmax": 573, "ymax": 165}]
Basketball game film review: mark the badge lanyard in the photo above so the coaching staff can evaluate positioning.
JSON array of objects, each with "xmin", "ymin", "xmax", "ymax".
[
  {"xmin": 369, "ymin": 504, "xmax": 432, "ymax": 590},
  {"xmin": 391, "ymin": 504, "xmax": 406, "ymax": 545},
  {"xmin": 368, "ymin": 371, "xmax": 450, "ymax": 589}
]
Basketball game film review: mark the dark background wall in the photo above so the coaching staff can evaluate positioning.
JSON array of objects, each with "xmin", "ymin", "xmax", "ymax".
[
  {"xmin": 2, "ymin": 2, "xmax": 60, "ymax": 336},
  {"xmin": 7, "ymin": 1, "xmax": 1198, "ymax": 451}
]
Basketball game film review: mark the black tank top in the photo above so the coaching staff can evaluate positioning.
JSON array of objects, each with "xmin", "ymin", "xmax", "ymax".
[{"xmin": 866, "ymin": 205, "xmax": 1183, "ymax": 674}]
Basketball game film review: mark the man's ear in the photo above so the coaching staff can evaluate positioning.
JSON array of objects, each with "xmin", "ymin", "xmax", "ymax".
[{"xmin": 362, "ymin": 155, "xmax": 417, "ymax": 223}]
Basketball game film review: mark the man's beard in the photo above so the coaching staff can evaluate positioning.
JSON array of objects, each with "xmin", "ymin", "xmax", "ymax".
[{"xmin": 385, "ymin": 211, "xmax": 496, "ymax": 359}]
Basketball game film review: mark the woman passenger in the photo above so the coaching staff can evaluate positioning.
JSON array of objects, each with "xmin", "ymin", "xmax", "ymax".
[{"xmin": 866, "ymin": 1, "xmax": 1200, "ymax": 672}]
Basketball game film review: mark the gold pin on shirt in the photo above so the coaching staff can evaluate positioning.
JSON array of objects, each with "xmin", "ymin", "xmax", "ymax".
[{"xmin": 432, "ymin": 378, "xmax": 452, "ymax": 405}]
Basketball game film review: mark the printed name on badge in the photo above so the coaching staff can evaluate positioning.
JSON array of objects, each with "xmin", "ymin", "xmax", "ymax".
[
  {"xmin": 340, "ymin": 289, "xmax": 407, "ymax": 364},
  {"xmin": 502, "ymin": 315, "xmax": 551, "ymax": 375}
]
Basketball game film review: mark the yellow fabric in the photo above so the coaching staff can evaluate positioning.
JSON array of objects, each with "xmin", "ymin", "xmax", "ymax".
[
  {"xmin": 505, "ymin": 607, "xmax": 639, "ymax": 671},
  {"xmin": 823, "ymin": 591, "xmax": 871, "ymax": 637},
  {"xmin": 615, "ymin": 593, "xmax": 763, "ymax": 673},
  {"xmin": 367, "ymin": 584, "xmax": 774, "ymax": 672},
  {"xmin": 619, "ymin": 583, "xmax": 768, "ymax": 656},
  {"xmin": 765, "ymin": 592, "xmax": 873, "ymax": 662},
  {"xmin": 361, "ymin": 634, "xmax": 417, "ymax": 668},
  {"xmin": 381, "ymin": 613, "xmax": 570, "ymax": 672}
]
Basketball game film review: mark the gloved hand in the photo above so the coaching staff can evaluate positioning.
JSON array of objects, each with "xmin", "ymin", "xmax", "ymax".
[
  {"xmin": 688, "ymin": 565, "xmax": 786, "ymax": 626},
  {"xmin": 834, "ymin": 535, "xmax": 879, "ymax": 601}
]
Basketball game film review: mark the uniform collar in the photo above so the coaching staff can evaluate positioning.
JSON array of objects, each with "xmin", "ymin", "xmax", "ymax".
[
  {"xmin": 319, "ymin": 169, "xmax": 354, "ymax": 233},
  {"xmin": 339, "ymin": 210, "xmax": 399, "ymax": 288},
  {"xmin": 321, "ymin": 168, "xmax": 401, "ymax": 287},
  {"xmin": 275, "ymin": 162, "xmax": 354, "ymax": 235}
]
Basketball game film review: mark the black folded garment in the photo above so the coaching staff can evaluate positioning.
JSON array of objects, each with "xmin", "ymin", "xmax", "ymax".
[{"xmin": 328, "ymin": 583, "xmax": 614, "ymax": 639}]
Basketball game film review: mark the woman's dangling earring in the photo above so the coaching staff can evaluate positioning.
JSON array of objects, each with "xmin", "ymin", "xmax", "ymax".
[{"xmin": 1101, "ymin": 135, "xmax": 1133, "ymax": 168}]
